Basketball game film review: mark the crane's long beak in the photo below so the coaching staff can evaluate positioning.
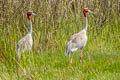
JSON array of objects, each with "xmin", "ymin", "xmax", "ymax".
[
  {"xmin": 32, "ymin": 13, "xmax": 37, "ymax": 16},
  {"xmin": 88, "ymin": 10, "xmax": 94, "ymax": 14}
]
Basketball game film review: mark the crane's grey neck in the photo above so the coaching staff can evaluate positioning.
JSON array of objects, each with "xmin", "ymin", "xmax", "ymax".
[
  {"xmin": 84, "ymin": 17, "xmax": 88, "ymax": 31},
  {"xmin": 28, "ymin": 20, "xmax": 32, "ymax": 34}
]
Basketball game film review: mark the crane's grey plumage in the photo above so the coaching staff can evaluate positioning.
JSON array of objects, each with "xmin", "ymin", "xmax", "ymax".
[
  {"xmin": 15, "ymin": 12, "xmax": 36, "ymax": 61},
  {"xmin": 65, "ymin": 29, "xmax": 87, "ymax": 55},
  {"xmin": 65, "ymin": 8, "xmax": 93, "ymax": 64}
]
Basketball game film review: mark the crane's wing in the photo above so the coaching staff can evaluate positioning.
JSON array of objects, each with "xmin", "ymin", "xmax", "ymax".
[
  {"xmin": 65, "ymin": 40, "xmax": 78, "ymax": 56},
  {"xmin": 70, "ymin": 33, "xmax": 78, "ymax": 40}
]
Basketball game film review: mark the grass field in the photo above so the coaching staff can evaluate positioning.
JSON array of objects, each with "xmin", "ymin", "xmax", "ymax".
[
  {"xmin": 0, "ymin": 0, "xmax": 120, "ymax": 80},
  {"xmin": 0, "ymin": 49, "xmax": 120, "ymax": 80},
  {"xmin": 0, "ymin": 29, "xmax": 120, "ymax": 80}
]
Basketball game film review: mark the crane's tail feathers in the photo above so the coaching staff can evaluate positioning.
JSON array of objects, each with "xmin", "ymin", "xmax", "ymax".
[
  {"xmin": 15, "ymin": 44, "xmax": 21, "ymax": 61},
  {"xmin": 65, "ymin": 44, "xmax": 70, "ymax": 56}
]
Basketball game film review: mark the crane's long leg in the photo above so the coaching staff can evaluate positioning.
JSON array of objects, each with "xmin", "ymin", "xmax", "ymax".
[
  {"xmin": 15, "ymin": 48, "xmax": 21, "ymax": 62},
  {"xmin": 80, "ymin": 50, "xmax": 83, "ymax": 64},
  {"xmin": 70, "ymin": 52, "xmax": 74, "ymax": 64},
  {"xmin": 28, "ymin": 49, "xmax": 31, "ymax": 56},
  {"xmin": 28, "ymin": 44, "xmax": 32, "ymax": 56}
]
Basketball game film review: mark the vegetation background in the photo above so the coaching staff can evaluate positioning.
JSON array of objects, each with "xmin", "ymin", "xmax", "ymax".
[{"xmin": 0, "ymin": 0, "xmax": 120, "ymax": 80}]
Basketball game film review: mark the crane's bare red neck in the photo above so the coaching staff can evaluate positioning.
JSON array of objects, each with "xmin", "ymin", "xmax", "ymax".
[
  {"xmin": 84, "ymin": 12, "xmax": 87, "ymax": 17},
  {"xmin": 27, "ymin": 12, "xmax": 32, "ymax": 20},
  {"xmin": 27, "ymin": 16, "xmax": 31, "ymax": 20}
]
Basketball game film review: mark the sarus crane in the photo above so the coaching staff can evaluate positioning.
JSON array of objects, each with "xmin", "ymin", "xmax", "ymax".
[
  {"xmin": 65, "ymin": 8, "xmax": 94, "ymax": 64},
  {"xmin": 15, "ymin": 11, "xmax": 36, "ymax": 61}
]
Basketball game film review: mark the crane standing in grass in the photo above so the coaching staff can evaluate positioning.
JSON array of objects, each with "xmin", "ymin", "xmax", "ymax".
[
  {"xmin": 15, "ymin": 11, "xmax": 36, "ymax": 61},
  {"xmin": 65, "ymin": 8, "xmax": 94, "ymax": 64}
]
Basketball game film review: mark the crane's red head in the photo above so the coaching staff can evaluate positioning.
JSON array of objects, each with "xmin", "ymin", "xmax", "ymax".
[
  {"xmin": 27, "ymin": 11, "xmax": 36, "ymax": 20},
  {"xmin": 27, "ymin": 12, "xmax": 32, "ymax": 20},
  {"xmin": 83, "ymin": 8, "xmax": 88, "ymax": 17}
]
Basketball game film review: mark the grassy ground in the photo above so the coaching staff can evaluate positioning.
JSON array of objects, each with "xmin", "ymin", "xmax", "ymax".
[
  {"xmin": 0, "ymin": 20, "xmax": 120, "ymax": 80},
  {"xmin": 0, "ymin": 0, "xmax": 120, "ymax": 80},
  {"xmin": 0, "ymin": 47, "xmax": 120, "ymax": 80}
]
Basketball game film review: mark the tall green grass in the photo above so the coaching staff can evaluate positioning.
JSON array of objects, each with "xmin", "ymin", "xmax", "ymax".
[{"xmin": 0, "ymin": 0, "xmax": 120, "ymax": 80}]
